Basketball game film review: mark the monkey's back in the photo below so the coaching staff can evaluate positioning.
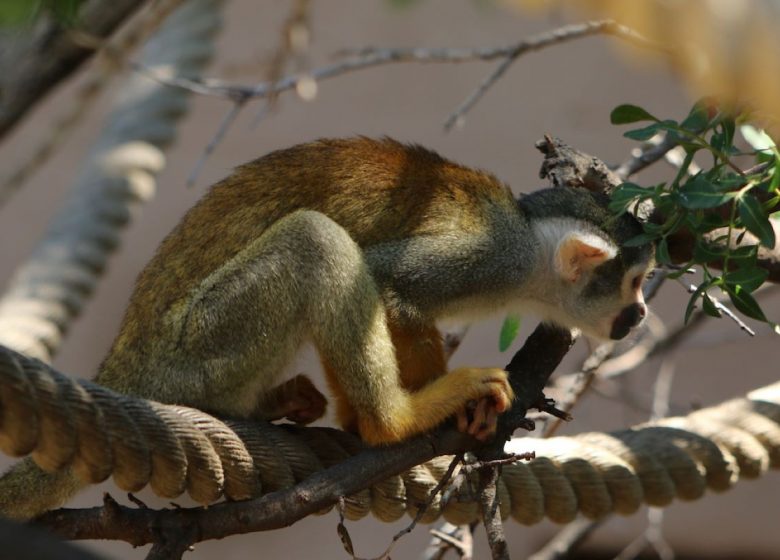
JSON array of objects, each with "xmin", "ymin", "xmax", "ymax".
[{"xmin": 116, "ymin": 137, "xmax": 517, "ymax": 344}]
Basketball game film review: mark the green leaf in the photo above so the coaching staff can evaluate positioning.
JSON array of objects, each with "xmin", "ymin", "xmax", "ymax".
[
  {"xmin": 0, "ymin": 0, "xmax": 40, "ymax": 25},
  {"xmin": 725, "ymin": 284, "xmax": 768, "ymax": 322},
  {"xmin": 46, "ymin": 0, "xmax": 85, "ymax": 24},
  {"xmin": 681, "ymin": 103, "xmax": 710, "ymax": 132},
  {"xmin": 624, "ymin": 232, "xmax": 658, "ymax": 247},
  {"xmin": 738, "ymin": 195, "xmax": 776, "ymax": 248},
  {"xmin": 623, "ymin": 123, "xmax": 662, "ymax": 141},
  {"xmin": 699, "ymin": 212, "xmax": 730, "ymax": 231},
  {"xmin": 710, "ymin": 118, "xmax": 736, "ymax": 154},
  {"xmin": 769, "ymin": 166, "xmax": 780, "ymax": 194},
  {"xmin": 609, "ymin": 182, "xmax": 651, "ymax": 212},
  {"xmin": 666, "ymin": 264, "xmax": 692, "ymax": 280},
  {"xmin": 685, "ymin": 282, "xmax": 709, "ymax": 324},
  {"xmin": 610, "ymin": 104, "xmax": 658, "ymax": 125},
  {"xmin": 723, "ymin": 266, "xmax": 769, "ymax": 293},
  {"xmin": 612, "ymin": 182, "xmax": 651, "ymax": 199},
  {"xmin": 622, "ymin": 119, "xmax": 679, "ymax": 141},
  {"xmin": 656, "ymin": 237, "xmax": 671, "ymax": 264},
  {"xmin": 730, "ymin": 244, "xmax": 759, "ymax": 262},
  {"xmin": 740, "ymin": 124, "xmax": 776, "ymax": 155},
  {"xmin": 678, "ymin": 176, "xmax": 734, "ymax": 209},
  {"xmin": 693, "ymin": 240, "xmax": 726, "ymax": 263},
  {"xmin": 701, "ymin": 294, "xmax": 722, "ymax": 318},
  {"xmin": 499, "ymin": 314, "xmax": 522, "ymax": 352}
]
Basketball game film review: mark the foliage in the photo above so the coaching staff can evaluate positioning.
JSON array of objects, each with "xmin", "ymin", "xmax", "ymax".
[
  {"xmin": 0, "ymin": 0, "xmax": 85, "ymax": 26},
  {"xmin": 610, "ymin": 101, "xmax": 779, "ymax": 329},
  {"xmin": 499, "ymin": 314, "xmax": 522, "ymax": 352}
]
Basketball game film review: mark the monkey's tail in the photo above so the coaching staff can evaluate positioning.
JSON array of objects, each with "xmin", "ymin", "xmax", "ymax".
[{"xmin": 0, "ymin": 459, "xmax": 83, "ymax": 521}]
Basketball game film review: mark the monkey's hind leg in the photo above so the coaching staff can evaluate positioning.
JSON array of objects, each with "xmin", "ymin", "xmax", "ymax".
[{"xmin": 258, "ymin": 374, "xmax": 328, "ymax": 425}]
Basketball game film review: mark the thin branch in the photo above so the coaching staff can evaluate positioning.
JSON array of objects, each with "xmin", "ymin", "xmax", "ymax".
[
  {"xmin": 613, "ymin": 131, "xmax": 683, "ymax": 180},
  {"xmin": 424, "ymin": 523, "xmax": 474, "ymax": 560},
  {"xmin": 126, "ymin": 20, "xmax": 665, "ymax": 176},
  {"xmin": 37, "ymin": 430, "xmax": 476, "ymax": 545},
  {"xmin": 365, "ymin": 454, "xmax": 463, "ymax": 560},
  {"xmin": 131, "ymin": 20, "xmax": 662, "ymax": 104},
  {"xmin": 644, "ymin": 508, "xmax": 675, "ymax": 560},
  {"xmin": 680, "ymin": 280, "xmax": 756, "ymax": 336},
  {"xmin": 528, "ymin": 517, "xmax": 603, "ymax": 560},
  {"xmin": 186, "ymin": 100, "xmax": 249, "ymax": 187},
  {"xmin": 442, "ymin": 20, "xmax": 663, "ymax": 131},
  {"xmin": 477, "ymin": 465, "xmax": 509, "ymax": 560},
  {"xmin": 264, "ymin": 0, "xmax": 312, "ymax": 108}
]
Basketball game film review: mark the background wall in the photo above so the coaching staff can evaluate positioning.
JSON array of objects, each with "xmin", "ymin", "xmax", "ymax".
[{"xmin": 0, "ymin": 1, "xmax": 777, "ymax": 558}]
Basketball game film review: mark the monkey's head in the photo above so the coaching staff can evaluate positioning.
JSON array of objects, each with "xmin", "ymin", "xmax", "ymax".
[{"xmin": 518, "ymin": 188, "xmax": 655, "ymax": 341}]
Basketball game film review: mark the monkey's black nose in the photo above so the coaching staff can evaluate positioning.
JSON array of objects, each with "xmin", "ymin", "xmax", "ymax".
[{"xmin": 609, "ymin": 303, "xmax": 646, "ymax": 339}]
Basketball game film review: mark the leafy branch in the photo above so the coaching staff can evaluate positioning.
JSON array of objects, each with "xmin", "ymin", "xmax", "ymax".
[{"xmin": 610, "ymin": 101, "xmax": 780, "ymax": 331}]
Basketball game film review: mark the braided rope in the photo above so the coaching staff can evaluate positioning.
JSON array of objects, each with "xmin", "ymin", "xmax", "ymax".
[
  {"xmin": 0, "ymin": 0, "xmax": 223, "ymax": 362},
  {"xmin": 0, "ymin": 345, "xmax": 777, "ymax": 525}
]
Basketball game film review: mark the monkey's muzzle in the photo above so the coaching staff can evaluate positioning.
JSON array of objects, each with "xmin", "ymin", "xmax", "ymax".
[{"xmin": 609, "ymin": 303, "xmax": 647, "ymax": 340}]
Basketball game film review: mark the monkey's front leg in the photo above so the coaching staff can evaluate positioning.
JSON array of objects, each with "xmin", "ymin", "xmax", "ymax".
[
  {"xmin": 176, "ymin": 209, "xmax": 512, "ymax": 443},
  {"xmin": 384, "ymin": 320, "xmax": 504, "ymax": 441}
]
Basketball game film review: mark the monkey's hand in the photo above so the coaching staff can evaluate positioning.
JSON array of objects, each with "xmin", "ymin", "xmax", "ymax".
[
  {"xmin": 262, "ymin": 374, "xmax": 328, "ymax": 425},
  {"xmin": 450, "ymin": 368, "xmax": 514, "ymax": 442}
]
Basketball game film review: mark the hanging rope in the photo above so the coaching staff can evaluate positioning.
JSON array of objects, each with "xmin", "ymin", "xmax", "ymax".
[
  {"xmin": 0, "ymin": 344, "xmax": 777, "ymax": 525},
  {"xmin": 0, "ymin": 0, "xmax": 223, "ymax": 362}
]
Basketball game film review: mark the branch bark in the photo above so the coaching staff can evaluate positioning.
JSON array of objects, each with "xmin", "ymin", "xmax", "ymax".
[{"xmin": 33, "ymin": 322, "xmax": 574, "ymax": 547}]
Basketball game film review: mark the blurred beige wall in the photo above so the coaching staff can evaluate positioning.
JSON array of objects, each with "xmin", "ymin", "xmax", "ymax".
[{"xmin": 0, "ymin": 1, "xmax": 777, "ymax": 558}]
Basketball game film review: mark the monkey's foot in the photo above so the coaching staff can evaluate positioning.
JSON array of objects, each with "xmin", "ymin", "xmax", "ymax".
[
  {"xmin": 456, "ymin": 397, "xmax": 501, "ymax": 442},
  {"xmin": 265, "ymin": 374, "xmax": 328, "ymax": 425}
]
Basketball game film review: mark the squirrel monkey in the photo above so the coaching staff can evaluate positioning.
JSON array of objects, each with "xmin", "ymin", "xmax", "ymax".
[{"xmin": 0, "ymin": 137, "xmax": 653, "ymax": 519}]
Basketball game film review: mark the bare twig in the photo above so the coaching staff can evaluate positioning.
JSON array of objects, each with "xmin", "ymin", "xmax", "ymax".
[
  {"xmin": 186, "ymin": 100, "xmax": 249, "ymax": 187},
  {"xmin": 336, "ymin": 498, "xmax": 356, "ymax": 557},
  {"xmin": 644, "ymin": 508, "xmax": 675, "ymax": 560},
  {"xmin": 477, "ymin": 465, "xmax": 509, "ymax": 560},
  {"xmin": 265, "ymin": 0, "xmax": 312, "ymax": 108},
  {"xmin": 132, "ymin": 20, "xmax": 661, "ymax": 104},
  {"xmin": 126, "ymin": 20, "xmax": 663, "ymax": 176},
  {"xmin": 442, "ymin": 20, "xmax": 662, "ymax": 131},
  {"xmin": 528, "ymin": 517, "xmax": 603, "ymax": 560},
  {"xmin": 650, "ymin": 359, "xmax": 676, "ymax": 421},
  {"xmin": 424, "ymin": 523, "xmax": 475, "ymax": 560},
  {"xmin": 363, "ymin": 454, "xmax": 464, "ymax": 560},
  {"xmin": 613, "ymin": 131, "xmax": 683, "ymax": 180},
  {"xmin": 680, "ymin": 280, "xmax": 756, "ymax": 336}
]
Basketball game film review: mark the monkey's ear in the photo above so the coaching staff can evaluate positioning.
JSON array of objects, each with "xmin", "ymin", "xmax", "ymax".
[{"xmin": 555, "ymin": 233, "xmax": 617, "ymax": 283}]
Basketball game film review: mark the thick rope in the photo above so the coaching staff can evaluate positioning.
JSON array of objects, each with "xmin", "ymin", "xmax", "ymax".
[
  {"xmin": 0, "ymin": 0, "xmax": 222, "ymax": 362},
  {"xmin": 0, "ymin": 345, "xmax": 777, "ymax": 524}
]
